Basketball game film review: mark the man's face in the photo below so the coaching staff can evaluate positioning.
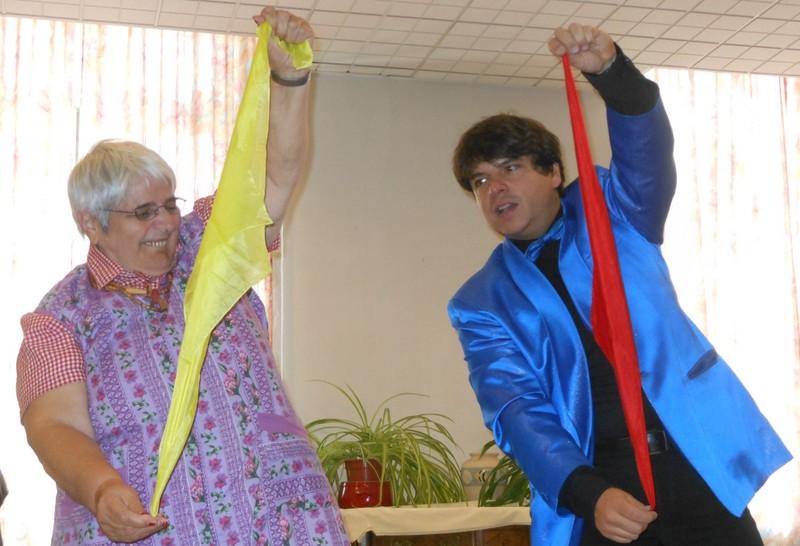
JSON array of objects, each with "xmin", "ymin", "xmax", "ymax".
[
  {"xmin": 81, "ymin": 181, "xmax": 182, "ymax": 276},
  {"xmin": 468, "ymin": 156, "xmax": 562, "ymax": 241}
]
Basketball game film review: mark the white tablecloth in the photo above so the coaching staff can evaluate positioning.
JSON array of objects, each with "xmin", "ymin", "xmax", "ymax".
[{"xmin": 340, "ymin": 502, "xmax": 531, "ymax": 542}]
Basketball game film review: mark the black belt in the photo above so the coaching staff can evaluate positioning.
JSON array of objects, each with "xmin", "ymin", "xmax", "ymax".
[{"xmin": 595, "ymin": 429, "xmax": 669, "ymax": 456}]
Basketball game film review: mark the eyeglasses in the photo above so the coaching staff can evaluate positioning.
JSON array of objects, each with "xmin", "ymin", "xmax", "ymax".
[{"xmin": 104, "ymin": 197, "xmax": 185, "ymax": 221}]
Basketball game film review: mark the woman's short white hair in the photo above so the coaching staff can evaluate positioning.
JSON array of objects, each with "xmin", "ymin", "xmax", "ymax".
[{"xmin": 68, "ymin": 140, "xmax": 176, "ymax": 235}]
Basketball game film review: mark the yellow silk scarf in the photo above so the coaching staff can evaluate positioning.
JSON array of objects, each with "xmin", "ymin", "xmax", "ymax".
[{"xmin": 150, "ymin": 23, "xmax": 313, "ymax": 516}]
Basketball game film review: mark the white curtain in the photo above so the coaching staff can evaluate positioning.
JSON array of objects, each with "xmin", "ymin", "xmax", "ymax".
[
  {"xmin": 653, "ymin": 67, "xmax": 800, "ymax": 545},
  {"xmin": 0, "ymin": 16, "xmax": 257, "ymax": 544}
]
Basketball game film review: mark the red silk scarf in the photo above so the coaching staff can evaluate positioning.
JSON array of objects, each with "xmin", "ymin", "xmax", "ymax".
[{"xmin": 561, "ymin": 55, "xmax": 656, "ymax": 508}]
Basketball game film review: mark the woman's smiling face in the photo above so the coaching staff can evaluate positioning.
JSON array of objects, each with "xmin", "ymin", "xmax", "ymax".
[{"xmin": 85, "ymin": 180, "xmax": 181, "ymax": 276}]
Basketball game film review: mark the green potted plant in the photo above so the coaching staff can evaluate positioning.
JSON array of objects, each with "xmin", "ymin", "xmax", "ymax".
[
  {"xmin": 477, "ymin": 440, "xmax": 532, "ymax": 507},
  {"xmin": 305, "ymin": 382, "xmax": 466, "ymax": 507}
]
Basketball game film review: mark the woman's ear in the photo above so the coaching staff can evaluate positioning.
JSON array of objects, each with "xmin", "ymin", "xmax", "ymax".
[{"xmin": 76, "ymin": 211, "xmax": 100, "ymax": 243}]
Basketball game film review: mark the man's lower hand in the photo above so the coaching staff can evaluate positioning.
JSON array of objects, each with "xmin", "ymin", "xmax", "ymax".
[{"xmin": 594, "ymin": 487, "xmax": 657, "ymax": 543}]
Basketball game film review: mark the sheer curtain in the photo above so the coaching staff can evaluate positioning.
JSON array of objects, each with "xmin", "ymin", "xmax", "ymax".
[
  {"xmin": 0, "ymin": 16, "xmax": 259, "ymax": 544},
  {"xmin": 652, "ymin": 68, "xmax": 800, "ymax": 545}
]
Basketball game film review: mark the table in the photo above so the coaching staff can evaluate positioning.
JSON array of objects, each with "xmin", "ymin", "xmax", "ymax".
[{"xmin": 340, "ymin": 502, "xmax": 531, "ymax": 546}]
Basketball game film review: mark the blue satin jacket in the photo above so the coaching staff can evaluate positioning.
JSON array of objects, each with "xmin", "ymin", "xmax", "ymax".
[{"xmin": 448, "ymin": 100, "xmax": 791, "ymax": 546}]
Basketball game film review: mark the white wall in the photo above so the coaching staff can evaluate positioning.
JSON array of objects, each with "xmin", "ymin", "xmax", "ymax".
[{"xmin": 281, "ymin": 73, "xmax": 611, "ymax": 459}]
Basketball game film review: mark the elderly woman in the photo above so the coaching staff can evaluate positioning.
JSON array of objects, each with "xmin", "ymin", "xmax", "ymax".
[{"xmin": 16, "ymin": 8, "xmax": 349, "ymax": 545}]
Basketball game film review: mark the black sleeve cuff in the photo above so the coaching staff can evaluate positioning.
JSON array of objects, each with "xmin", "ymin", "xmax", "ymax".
[
  {"xmin": 583, "ymin": 44, "xmax": 659, "ymax": 116},
  {"xmin": 558, "ymin": 465, "xmax": 613, "ymax": 522}
]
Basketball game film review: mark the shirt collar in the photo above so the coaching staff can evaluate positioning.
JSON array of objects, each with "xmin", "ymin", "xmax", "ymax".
[{"xmin": 87, "ymin": 243, "xmax": 170, "ymax": 290}]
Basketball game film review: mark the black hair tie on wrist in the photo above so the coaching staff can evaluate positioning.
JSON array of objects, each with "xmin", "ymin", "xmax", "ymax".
[{"xmin": 271, "ymin": 71, "xmax": 310, "ymax": 87}]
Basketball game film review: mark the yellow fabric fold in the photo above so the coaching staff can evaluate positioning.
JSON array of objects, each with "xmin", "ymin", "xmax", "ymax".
[{"xmin": 150, "ymin": 23, "xmax": 313, "ymax": 515}]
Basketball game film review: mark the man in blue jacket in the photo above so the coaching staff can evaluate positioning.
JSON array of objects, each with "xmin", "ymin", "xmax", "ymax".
[{"xmin": 448, "ymin": 23, "xmax": 791, "ymax": 546}]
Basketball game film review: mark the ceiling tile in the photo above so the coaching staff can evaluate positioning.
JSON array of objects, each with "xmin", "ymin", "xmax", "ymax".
[
  {"xmin": 693, "ymin": 56, "xmax": 734, "ymax": 69},
  {"xmin": 484, "ymin": 63, "xmax": 517, "ymax": 76},
  {"xmin": 644, "ymin": 9, "xmax": 684, "ymax": 25},
  {"xmin": 527, "ymin": 12, "xmax": 567, "ymax": 28},
  {"xmin": 414, "ymin": 19, "xmax": 450, "ymax": 33},
  {"xmin": 387, "ymin": 3, "xmax": 426, "ymax": 17},
  {"xmin": 660, "ymin": 25, "xmax": 701, "ymax": 39},
  {"xmin": 345, "ymin": 13, "xmax": 381, "ymax": 27},
  {"xmin": 634, "ymin": 50, "xmax": 671, "ymax": 64},
  {"xmin": 709, "ymin": 14, "xmax": 749, "ymax": 29},
  {"xmin": 472, "ymin": 36, "xmax": 509, "ymax": 50},
  {"xmin": 439, "ymin": 34, "xmax": 476, "ymax": 48},
  {"xmin": 362, "ymin": 42, "xmax": 398, "ymax": 55},
  {"xmin": 574, "ymin": 3, "xmax": 615, "ymax": 18},
  {"xmin": 310, "ymin": 11, "xmax": 347, "ymax": 25},
  {"xmin": 694, "ymin": 0, "xmax": 738, "ymax": 14},
  {"xmin": 726, "ymin": 31, "xmax": 767, "ymax": 45},
  {"xmin": 504, "ymin": 0, "xmax": 547, "ymax": 13},
  {"xmin": 483, "ymin": 24, "xmax": 521, "ymax": 39},
  {"xmin": 476, "ymin": 74, "xmax": 510, "ymax": 85},
  {"xmin": 420, "ymin": 58, "xmax": 455, "ymax": 70},
  {"xmin": 515, "ymin": 64, "xmax": 550, "ymax": 77},
  {"xmin": 162, "ymin": 0, "xmax": 197, "ymax": 15},
  {"xmin": 424, "ymin": 4, "xmax": 462, "ymax": 20},
  {"xmin": 315, "ymin": 0, "xmax": 354, "ymax": 11},
  {"xmin": 541, "ymin": 0, "xmax": 580, "ymax": 16},
  {"xmin": 336, "ymin": 26, "xmax": 372, "ymax": 40},
  {"xmin": 612, "ymin": 6, "xmax": 652, "ymax": 22},
  {"xmin": 459, "ymin": 7, "xmax": 498, "ymax": 23},
  {"xmin": 404, "ymin": 32, "xmax": 439, "ymax": 46},
  {"xmin": 396, "ymin": 44, "xmax": 429, "ymax": 57},
  {"xmin": 741, "ymin": 46, "xmax": 778, "ymax": 60},
  {"xmin": 495, "ymin": 52, "xmax": 528, "ymax": 65},
  {"xmin": 728, "ymin": 1, "xmax": 769, "ymax": 17},
  {"xmin": 450, "ymin": 21, "xmax": 485, "ymax": 36},
  {"xmin": 122, "ymin": 0, "xmax": 156, "ymax": 8},
  {"xmin": 5, "ymin": 0, "xmax": 44, "ymax": 14},
  {"xmin": 771, "ymin": 49, "xmax": 800, "ymax": 63},
  {"xmin": 648, "ymin": 38, "xmax": 686, "ymax": 52},
  {"xmin": 428, "ymin": 47, "xmax": 464, "ymax": 60},
  {"xmin": 698, "ymin": 28, "xmax": 734, "ymax": 41},
  {"xmin": 677, "ymin": 41, "xmax": 715, "ymax": 55},
  {"xmin": 742, "ymin": 17, "xmax": 783, "ymax": 32},
  {"xmin": 197, "ymin": 2, "xmax": 234, "ymax": 17},
  {"xmin": 493, "ymin": 10, "xmax": 533, "ymax": 26},
  {"xmin": 351, "ymin": 0, "xmax": 389, "ymax": 15},
  {"xmin": 159, "ymin": 11, "xmax": 195, "ymax": 27},
  {"xmin": 756, "ymin": 34, "xmax": 796, "ymax": 48},
  {"xmin": 723, "ymin": 57, "xmax": 762, "ymax": 71},
  {"xmin": 83, "ymin": 5, "xmax": 119, "ymax": 20},
  {"xmin": 460, "ymin": 50, "xmax": 497, "ymax": 63},
  {"xmin": 618, "ymin": 35, "xmax": 654, "ymax": 50},
  {"xmin": 194, "ymin": 15, "xmax": 228, "ymax": 31},
  {"xmin": 679, "ymin": 11, "xmax": 718, "ymax": 26},
  {"xmin": 601, "ymin": 20, "xmax": 637, "ymax": 34},
  {"xmin": 380, "ymin": 16, "xmax": 416, "ymax": 31},
  {"xmin": 754, "ymin": 60, "xmax": 794, "ymax": 73},
  {"xmin": 45, "ymin": 2, "xmax": 81, "ymax": 18},
  {"xmin": 505, "ymin": 39, "xmax": 541, "ymax": 53},
  {"xmin": 712, "ymin": 43, "xmax": 748, "ymax": 56},
  {"xmin": 762, "ymin": 4, "xmax": 800, "ymax": 19},
  {"xmin": 664, "ymin": 52, "xmax": 702, "ymax": 66},
  {"xmin": 630, "ymin": 22, "xmax": 669, "ymax": 37}
]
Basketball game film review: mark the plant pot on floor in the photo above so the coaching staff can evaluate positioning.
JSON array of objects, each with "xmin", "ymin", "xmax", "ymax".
[{"xmin": 337, "ymin": 458, "xmax": 393, "ymax": 509}]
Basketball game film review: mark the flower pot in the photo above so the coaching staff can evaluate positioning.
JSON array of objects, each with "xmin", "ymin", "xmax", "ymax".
[
  {"xmin": 337, "ymin": 458, "xmax": 393, "ymax": 508},
  {"xmin": 461, "ymin": 452, "xmax": 501, "ymax": 501}
]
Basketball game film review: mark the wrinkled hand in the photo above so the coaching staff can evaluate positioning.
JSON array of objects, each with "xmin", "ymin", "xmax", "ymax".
[
  {"xmin": 548, "ymin": 23, "xmax": 616, "ymax": 75},
  {"xmin": 93, "ymin": 479, "xmax": 168, "ymax": 543},
  {"xmin": 253, "ymin": 7, "xmax": 313, "ymax": 81},
  {"xmin": 594, "ymin": 487, "xmax": 657, "ymax": 543}
]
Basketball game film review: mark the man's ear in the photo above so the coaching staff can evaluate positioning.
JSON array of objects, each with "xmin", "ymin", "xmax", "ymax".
[
  {"xmin": 76, "ymin": 211, "xmax": 101, "ymax": 243},
  {"xmin": 550, "ymin": 163, "xmax": 563, "ymax": 188}
]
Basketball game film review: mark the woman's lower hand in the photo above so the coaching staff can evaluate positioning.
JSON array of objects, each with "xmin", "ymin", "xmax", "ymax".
[{"xmin": 93, "ymin": 478, "xmax": 168, "ymax": 542}]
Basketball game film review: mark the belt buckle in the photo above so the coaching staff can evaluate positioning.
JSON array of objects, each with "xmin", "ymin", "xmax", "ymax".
[{"xmin": 647, "ymin": 429, "xmax": 668, "ymax": 455}]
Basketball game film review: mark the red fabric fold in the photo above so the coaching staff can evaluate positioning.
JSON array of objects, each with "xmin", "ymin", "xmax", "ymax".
[{"xmin": 561, "ymin": 55, "xmax": 656, "ymax": 508}]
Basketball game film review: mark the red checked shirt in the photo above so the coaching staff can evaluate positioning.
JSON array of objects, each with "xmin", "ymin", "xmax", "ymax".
[{"xmin": 16, "ymin": 196, "xmax": 279, "ymax": 416}]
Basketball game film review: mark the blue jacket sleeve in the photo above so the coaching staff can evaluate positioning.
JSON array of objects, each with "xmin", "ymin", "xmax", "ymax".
[
  {"xmin": 448, "ymin": 299, "xmax": 592, "ymax": 510},
  {"xmin": 603, "ymin": 99, "xmax": 677, "ymax": 245}
]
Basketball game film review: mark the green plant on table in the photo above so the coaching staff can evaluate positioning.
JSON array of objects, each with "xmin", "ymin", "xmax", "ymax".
[
  {"xmin": 477, "ymin": 440, "xmax": 532, "ymax": 507},
  {"xmin": 305, "ymin": 382, "xmax": 466, "ymax": 506}
]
